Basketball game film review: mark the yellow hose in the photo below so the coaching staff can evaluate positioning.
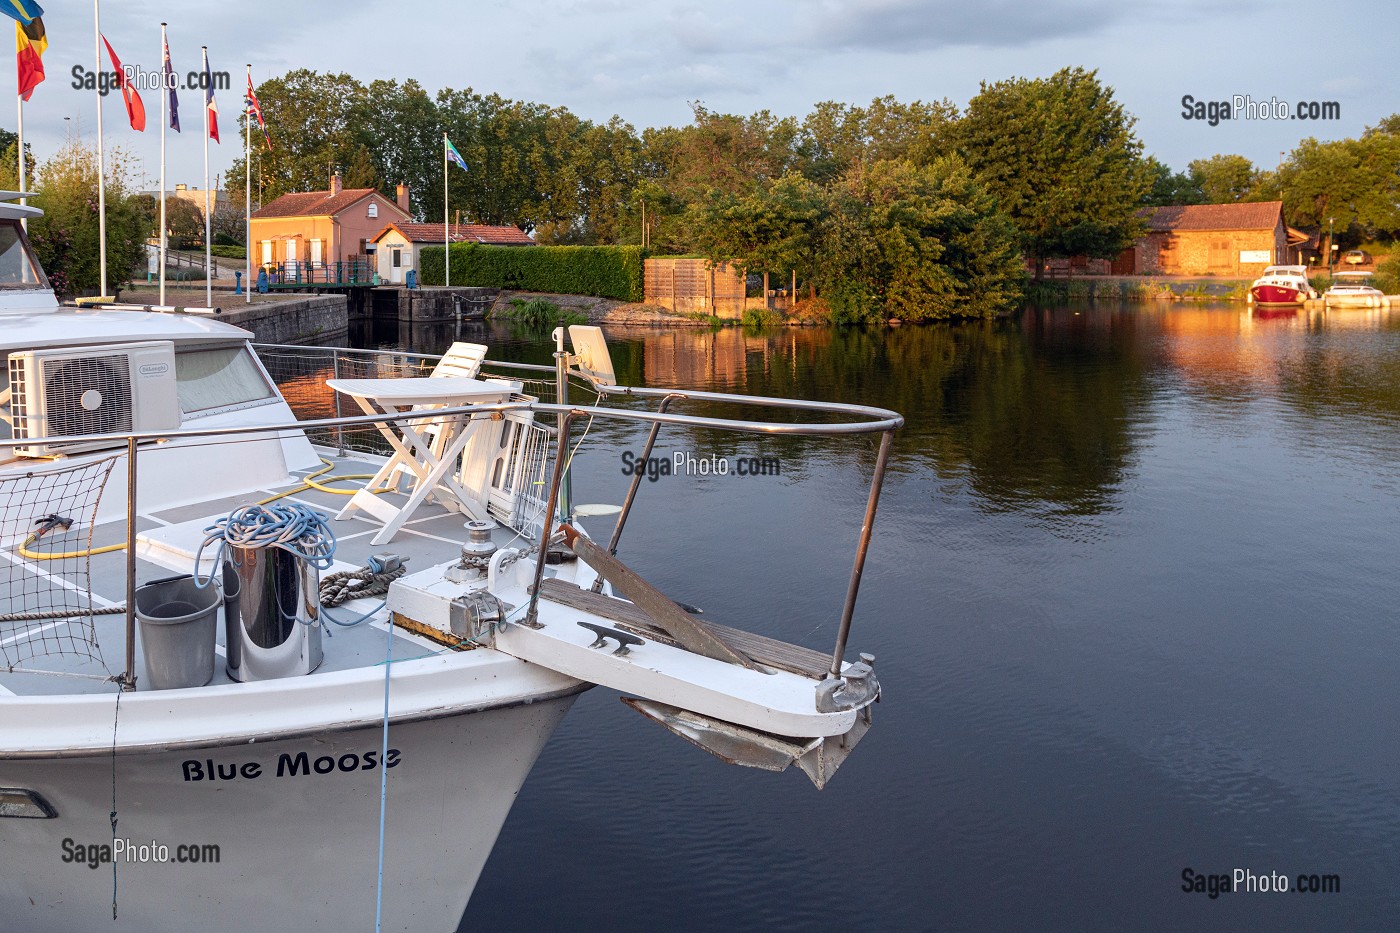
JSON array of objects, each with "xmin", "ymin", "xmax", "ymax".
[{"xmin": 18, "ymin": 460, "xmax": 383, "ymax": 560}]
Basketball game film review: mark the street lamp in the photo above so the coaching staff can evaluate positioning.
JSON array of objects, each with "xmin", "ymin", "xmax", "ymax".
[{"xmin": 1328, "ymin": 217, "xmax": 1335, "ymax": 274}]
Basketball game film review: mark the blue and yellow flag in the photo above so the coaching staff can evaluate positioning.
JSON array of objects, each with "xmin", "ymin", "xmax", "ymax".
[{"xmin": 1, "ymin": 0, "xmax": 43, "ymax": 27}]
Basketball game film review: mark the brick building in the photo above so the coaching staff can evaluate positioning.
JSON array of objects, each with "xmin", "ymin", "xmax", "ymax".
[
  {"xmin": 249, "ymin": 174, "xmax": 411, "ymax": 271},
  {"xmin": 1118, "ymin": 201, "xmax": 1288, "ymax": 276}
]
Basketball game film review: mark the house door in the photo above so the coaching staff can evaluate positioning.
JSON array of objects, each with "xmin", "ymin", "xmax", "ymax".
[
  {"xmin": 1207, "ymin": 239, "xmax": 1233, "ymax": 273},
  {"xmin": 284, "ymin": 239, "xmax": 299, "ymax": 275},
  {"xmin": 390, "ymin": 247, "xmax": 403, "ymax": 284}
]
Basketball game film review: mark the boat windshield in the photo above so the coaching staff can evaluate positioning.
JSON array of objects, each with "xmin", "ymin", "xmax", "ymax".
[{"xmin": 0, "ymin": 219, "xmax": 49, "ymax": 290}]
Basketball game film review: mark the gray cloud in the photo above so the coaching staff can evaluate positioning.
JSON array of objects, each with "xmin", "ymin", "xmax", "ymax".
[{"xmin": 806, "ymin": 0, "xmax": 1134, "ymax": 52}]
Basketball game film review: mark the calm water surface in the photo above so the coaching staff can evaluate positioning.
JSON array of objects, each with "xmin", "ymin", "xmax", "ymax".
[{"xmin": 364, "ymin": 304, "xmax": 1400, "ymax": 931}]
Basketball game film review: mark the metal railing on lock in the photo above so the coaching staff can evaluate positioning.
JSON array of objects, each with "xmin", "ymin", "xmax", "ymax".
[{"xmin": 0, "ymin": 387, "xmax": 902, "ymax": 692}]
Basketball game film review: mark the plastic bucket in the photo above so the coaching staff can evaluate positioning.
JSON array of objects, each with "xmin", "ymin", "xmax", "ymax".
[{"xmin": 135, "ymin": 575, "xmax": 220, "ymax": 690}]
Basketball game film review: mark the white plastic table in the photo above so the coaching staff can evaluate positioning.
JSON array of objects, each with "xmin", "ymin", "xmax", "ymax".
[{"xmin": 326, "ymin": 376, "xmax": 512, "ymax": 544}]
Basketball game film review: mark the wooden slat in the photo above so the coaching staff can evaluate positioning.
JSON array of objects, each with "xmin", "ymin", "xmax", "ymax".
[{"xmin": 538, "ymin": 578, "xmax": 832, "ymax": 680}]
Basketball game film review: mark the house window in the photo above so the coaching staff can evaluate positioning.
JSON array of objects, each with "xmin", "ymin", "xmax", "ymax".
[
  {"xmin": 367, "ymin": 202, "xmax": 378, "ymax": 218},
  {"xmin": 392, "ymin": 248, "xmax": 401, "ymax": 268},
  {"xmin": 261, "ymin": 240, "xmax": 272, "ymax": 265},
  {"xmin": 310, "ymin": 239, "xmax": 323, "ymax": 266}
]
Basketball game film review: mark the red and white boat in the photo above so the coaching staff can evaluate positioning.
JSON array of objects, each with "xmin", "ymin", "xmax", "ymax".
[{"xmin": 1250, "ymin": 265, "xmax": 1319, "ymax": 305}]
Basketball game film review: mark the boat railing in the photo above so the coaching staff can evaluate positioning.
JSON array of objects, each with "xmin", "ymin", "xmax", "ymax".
[{"xmin": 0, "ymin": 387, "xmax": 901, "ymax": 691}]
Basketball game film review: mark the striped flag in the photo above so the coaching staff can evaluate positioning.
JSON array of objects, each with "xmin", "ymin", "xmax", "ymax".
[
  {"xmin": 203, "ymin": 51, "xmax": 219, "ymax": 142},
  {"xmin": 15, "ymin": 15, "xmax": 44, "ymax": 100},
  {"xmin": 445, "ymin": 136, "xmax": 468, "ymax": 172},
  {"xmin": 245, "ymin": 73, "xmax": 270, "ymax": 149},
  {"xmin": 0, "ymin": 0, "xmax": 42, "ymax": 27},
  {"xmin": 163, "ymin": 32, "xmax": 179, "ymax": 132},
  {"xmin": 100, "ymin": 34, "xmax": 144, "ymax": 132}
]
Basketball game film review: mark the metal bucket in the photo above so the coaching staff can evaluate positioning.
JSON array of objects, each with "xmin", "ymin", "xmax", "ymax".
[
  {"xmin": 225, "ymin": 545, "xmax": 323, "ymax": 682},
  {"xmin": 135, "ymin": 575, "xmax": 220, "ymax": 690}
]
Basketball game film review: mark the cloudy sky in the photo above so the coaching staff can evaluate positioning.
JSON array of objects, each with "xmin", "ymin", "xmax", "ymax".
[{"xmin": 22, "ymin": 0, "xmax": 1400, "ymax": 194}]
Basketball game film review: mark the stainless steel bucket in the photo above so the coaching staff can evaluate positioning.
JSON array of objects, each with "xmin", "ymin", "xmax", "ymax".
[{"xmin": 224, "ymin": 546, "xmax": 323, "ymax": 682}]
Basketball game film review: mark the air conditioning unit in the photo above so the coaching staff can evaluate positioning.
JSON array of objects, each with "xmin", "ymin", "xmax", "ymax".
[{"xmin": 7, "ymin": 341, "xmax": 181, "ymax": 457}]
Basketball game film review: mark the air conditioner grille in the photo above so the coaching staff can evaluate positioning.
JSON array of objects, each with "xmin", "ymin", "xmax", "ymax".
[
  {"xmin": 8, "ymin": 355, "xmax": 29, "ymax": 441},
  {"xmin": 41, "ymin": 355, "xmax": 133, "ymax": 437}
]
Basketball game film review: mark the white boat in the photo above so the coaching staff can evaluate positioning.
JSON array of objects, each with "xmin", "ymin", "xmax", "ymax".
[
  {"xmin": 0, "ymin": 194, "xmax": 901, "ymax": 931},
  {"xmin": 1323, "ymin": 271, "xmax": 1389, "ymax": 308},
  {"xmin": 1249, "ymin": 265, "xmax": 1320, "ymax": 305}
]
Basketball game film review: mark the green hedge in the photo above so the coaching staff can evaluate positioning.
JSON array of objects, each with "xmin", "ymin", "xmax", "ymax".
[{"xmin": 419, "ymin": 244, "xmax": 645, "ymax": 302}]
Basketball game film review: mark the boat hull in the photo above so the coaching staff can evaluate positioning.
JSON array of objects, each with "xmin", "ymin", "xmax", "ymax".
[
  {"xmin": 0, "ymin": 690, "xmax": 579, "ymax": 932},
  {"xmin": 1250, "ymin": 284, "xmax": 1307, "ymax": 305},
  {"xmin": 1324, "ymin": 292, "xmax": 1387, "ymax": 308}
]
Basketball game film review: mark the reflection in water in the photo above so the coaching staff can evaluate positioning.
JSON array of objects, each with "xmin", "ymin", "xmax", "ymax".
[{"xmin": 353, "ymin": 305, "xmax": 1400, "ymax": 933}]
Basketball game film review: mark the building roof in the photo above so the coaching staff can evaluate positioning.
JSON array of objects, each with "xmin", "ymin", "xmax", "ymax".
[
  {"xmin": 1140, "ymin": 201, "xmax": 1284, "ymax": 232},
  {"xmin": 1286, "ymin": 226, "xmax": 1316, "ymax": 247},
  {"xmin": 251, "ymin": 187, "xmax": 408, "ymax": 220},
  {"xmin": 372, "ymin": 222, "xmax": 534, "ymax": 246}
]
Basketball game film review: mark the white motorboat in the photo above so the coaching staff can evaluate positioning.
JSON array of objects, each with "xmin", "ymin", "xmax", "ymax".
[
  {"xmin": 1249, "ymin": 265, "xmax": 1319, "ymax": 305},
  {"xmin": 1323, "ymin": 271, "xmax": 1389, "ymax": 308},
  {"xmin": 0, "ymin": 194, "xmax": 900, "ymax": 931}
]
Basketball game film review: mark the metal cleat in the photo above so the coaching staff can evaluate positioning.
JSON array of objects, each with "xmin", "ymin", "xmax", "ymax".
[{"xmin": 576, "ymin": 621, "xmax": 644, "ymax": 656}]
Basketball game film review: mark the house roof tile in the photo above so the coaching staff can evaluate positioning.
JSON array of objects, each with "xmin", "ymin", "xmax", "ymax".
[
  {"xmin": 251, "ymin": 187, "xmax": 409, "ymax": 220},
  {"xmin": 1139, "ymin": 201, "xmax": 1284, "ymax": 232},
  {"xmin": 373, "ymin": 222, "xmax": 534, "ymax": 246}
]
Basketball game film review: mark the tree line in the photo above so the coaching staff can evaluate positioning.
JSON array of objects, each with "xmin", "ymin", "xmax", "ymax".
[{"xmin": 4, "ymin": 67, "xmax": 1397, "ymax": 313}]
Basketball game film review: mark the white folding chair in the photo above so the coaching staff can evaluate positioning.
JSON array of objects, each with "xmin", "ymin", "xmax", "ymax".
[{"xmin": 384, "ymin": 342, "xmax": 490, "ymax": 499}]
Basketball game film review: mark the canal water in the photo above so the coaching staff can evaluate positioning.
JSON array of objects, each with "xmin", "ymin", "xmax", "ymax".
[{"xmin": 360, "ymin": 304, "xmax": 1400, "ymax": 931}]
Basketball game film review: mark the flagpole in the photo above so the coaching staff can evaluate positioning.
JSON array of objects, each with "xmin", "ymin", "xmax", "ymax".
[
  {"xmin": 443, "ymin": 133, "xmax": 449, "ymax": 287},
  {"xmin": 244, "ymin": 64, "xmax": 251, "ymax": 304},
  {"xmin": 94, "ymin": 0, "xmax": 108, "ymax": 296},
  {"xmin": 16, "ymin": 92, "xmax": 24, "ymax": 234},
  {"xmin": 158, "ymin": 23, "xmax": 168, "ymax": 306},
  {"xmin": 200, "ymin": 48, "xmax": 212, "ymax": 307}
]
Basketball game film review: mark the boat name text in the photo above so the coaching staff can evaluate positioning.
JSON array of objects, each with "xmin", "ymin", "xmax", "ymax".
[{"xmin": 180, "ymin": 748, "xmax": 401, "ymax": 782}]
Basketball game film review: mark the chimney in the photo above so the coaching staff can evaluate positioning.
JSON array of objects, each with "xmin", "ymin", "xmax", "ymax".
[
  {"xmin": 396, "ymin": 183, "xmax": 409, "ymax": 214},
  {"xmin": 330, "ymin": 172, "xmax": 343, "ymax": 196}
]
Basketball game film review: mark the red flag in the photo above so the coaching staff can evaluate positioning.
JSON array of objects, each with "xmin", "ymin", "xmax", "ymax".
[
  {"xmin": 100, "ymin": 34, "xmax": 144, "ymax": 132},
  {"xmin": 16, "ymin": 17, "xmax": 45, "ymax": 101}
]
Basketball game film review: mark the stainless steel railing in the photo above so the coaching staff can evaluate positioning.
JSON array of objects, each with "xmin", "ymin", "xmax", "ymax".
[{"xmin": 2, "ymin": 375, "xmax": 902, "ymax": 691}]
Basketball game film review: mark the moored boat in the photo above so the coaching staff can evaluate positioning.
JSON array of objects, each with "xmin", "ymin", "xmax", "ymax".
[
  {"xmin": 1249, "ymin": 265, "xmax": 1319, "ymax": 305},
  {"xmin": 1323, "ymin": 271, "xmax": 1388, "ymax": 308},
  {"xmin": 0, "ymin": 193, "xmax": 902, "ymax": 931}
]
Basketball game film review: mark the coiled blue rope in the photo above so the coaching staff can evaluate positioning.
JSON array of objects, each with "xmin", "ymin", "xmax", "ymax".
[{"xmin": 193, "ymin": 503, "xmax": 381, "ymax": 628}]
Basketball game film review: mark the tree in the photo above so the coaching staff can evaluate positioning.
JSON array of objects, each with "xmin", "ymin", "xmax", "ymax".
[
  {"xmin": 1186, "ymin": 154, "xmax": 1259, "ymax": 203},
  {"xmin": 1273, "ymin": 134, "xmax": 1400, "ymax": 242},
  {"xmin": 951, "ymin": 67, "xmax": 1148, "ymax": 278},
  {"xmin": 225, "ymin": 70, "xmax": 371, "ymax": 201},
  {"xmin": 1141, "ymin": 156, "xmax": 1203, "ymax": 206},
  {"xmin": 162, "ymin": 197, "xmax": 205, "ymax": 249},
  {"xmin": 688, "ymin": 172, "xmax": 827, "ymax": 281},
  {"xmin": 27, "ymin": 141, "xmax": 148, "ymax": 296},
  {"xmin": 795, "ymin": 96, "xmax": 955, "ymax": 184},
  {"xmin": 813, "ymin": 158, "xmax": 1025, "ymax": 322}
]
